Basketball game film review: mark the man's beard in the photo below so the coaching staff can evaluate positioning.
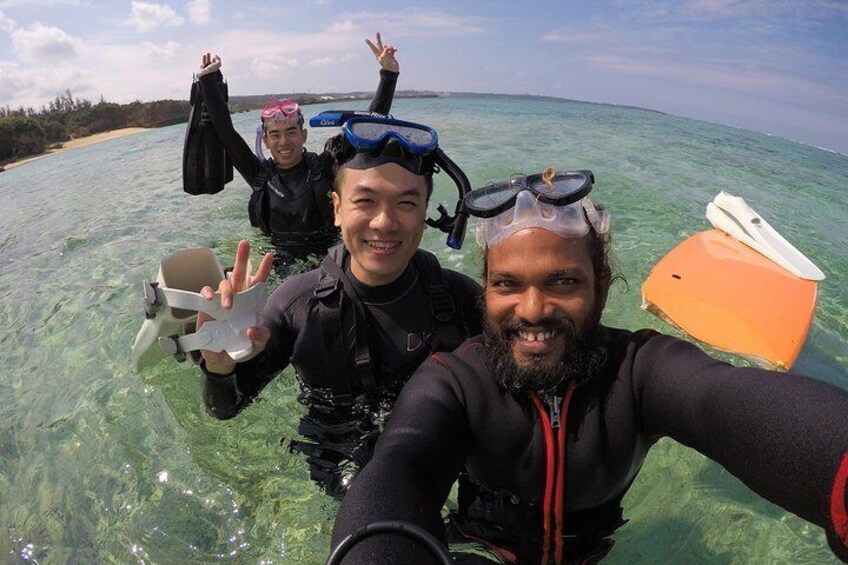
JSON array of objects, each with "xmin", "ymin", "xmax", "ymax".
[{"xmin": 483, "ymin": 309, "xmax": 608, "ymax": 396}]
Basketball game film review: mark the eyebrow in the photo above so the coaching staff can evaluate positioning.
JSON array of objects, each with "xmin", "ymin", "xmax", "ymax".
[
  {"xmin": 351, "ymin": 186, "xmax": 424, "ymax": 198},
  {"xmin": 488, "ymin": 267, "xmax": 587, "ymax": 278}
]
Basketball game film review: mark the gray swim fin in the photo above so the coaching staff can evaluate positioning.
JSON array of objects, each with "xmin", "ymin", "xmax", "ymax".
[{"xmin": 182, "ymin": 71, "xmax": 233, "ymax": 195}]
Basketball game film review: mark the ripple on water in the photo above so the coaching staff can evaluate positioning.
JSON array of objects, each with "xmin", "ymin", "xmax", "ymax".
[{"xmin": 0, "ymin": 98, "xmax": 846, "ymax": 564}]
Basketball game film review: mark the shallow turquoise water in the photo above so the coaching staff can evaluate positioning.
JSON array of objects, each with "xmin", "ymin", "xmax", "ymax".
[{"xmin": 1, "ymin": 95, "xmax": 846, "ymax": 563}]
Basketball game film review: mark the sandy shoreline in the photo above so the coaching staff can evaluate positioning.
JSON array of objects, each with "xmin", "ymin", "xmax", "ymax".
[{"xmin": 2, "ymin": 127, "xmax": 148, "ymax": 170}]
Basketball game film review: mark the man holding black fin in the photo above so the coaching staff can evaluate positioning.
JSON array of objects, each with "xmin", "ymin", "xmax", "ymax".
[{"xmin": 187, "ymin": 33, "xmax": 400, "ymax": 276}]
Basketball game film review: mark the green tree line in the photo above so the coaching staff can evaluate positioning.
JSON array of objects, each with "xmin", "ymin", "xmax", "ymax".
[
  {"xmin": 0, "ymin": 87, "xmax": 439, "ymax": 165},
  {"xmin": 0, "ymin": 89, "xmax": 189, "ymax": 163}
]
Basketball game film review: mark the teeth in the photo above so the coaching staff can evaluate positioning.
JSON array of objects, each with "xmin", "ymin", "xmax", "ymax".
[
  {"xmin": 518, "ymin": 330, "xmax": 556, "ymax": 342},
  {"xmin": 368, "ymin": 241, "xmax": 399, "ymax": 249}
]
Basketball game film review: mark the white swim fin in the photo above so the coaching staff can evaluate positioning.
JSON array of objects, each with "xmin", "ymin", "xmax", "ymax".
[
  {"xmin": 132, "ymin": 248, "xmax": 267, "ymax": 370},
  {"xmin": 706, "ymin": 191, "xmax": 825, "ymax": 281}
]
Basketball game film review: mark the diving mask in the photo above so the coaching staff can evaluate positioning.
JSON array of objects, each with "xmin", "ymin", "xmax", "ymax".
[
  {"xmin": 311, "ymin": 112, "xmax": 440, "ymax": 175},
  {"xmin": 311, "ymin": 110, "xmax": 471, "ymax": 249},
  {"xmin": 254, "ymin": 99, "xmax": 304, "ymax": 160},
  {"xmin": 260, "ymin": 99, "xmax": 302, "ymax": 124},
  {"xmin": 469, "ymin": 169, "xmax": 610, "ymax": 249},
  {"xmin": 342, "ymin": 116, "xmax": 438, "ymax": 156}
]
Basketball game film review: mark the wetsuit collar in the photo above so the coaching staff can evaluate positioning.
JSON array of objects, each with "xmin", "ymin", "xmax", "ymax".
[{"xmin": 345, "ymin": 251, "xmax": 418, "ymax": 304}]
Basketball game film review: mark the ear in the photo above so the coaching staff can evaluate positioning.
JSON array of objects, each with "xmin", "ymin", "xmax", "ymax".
[
  {"xmin": 301, "ymin": 128, "xmax": 308, "ymax": 144},
  {"xmin": 331, "ymin": 190, "xmax": 342, "ymax": 228}
]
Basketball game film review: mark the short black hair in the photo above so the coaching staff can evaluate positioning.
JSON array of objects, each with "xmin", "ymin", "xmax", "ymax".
[{"xmin": 324, "ymin": 133, "xmax": 435, "ymax": 201}]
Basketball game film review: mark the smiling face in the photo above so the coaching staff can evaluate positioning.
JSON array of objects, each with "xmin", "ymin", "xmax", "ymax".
[
  {"xmin": 263, "ymin": 120, "xmax": 307, "ymax": 168},
  {"xmin": 485, "ymin": 228, "xmax": 600, "ymax": 378},
  {"xmin": 331, "ymin": 163, "xmax": 429, "ymax": 287}
]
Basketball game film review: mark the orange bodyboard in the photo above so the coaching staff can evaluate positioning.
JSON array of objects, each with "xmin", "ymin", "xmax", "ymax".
[{"xmin": 641, "ymin": 229, "xmax": 817, "ymax": 370}]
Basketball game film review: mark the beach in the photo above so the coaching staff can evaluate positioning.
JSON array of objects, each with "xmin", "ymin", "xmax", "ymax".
[{"xmin": 2, "ymin": 127, "xmax": 147, "ymax": 170}]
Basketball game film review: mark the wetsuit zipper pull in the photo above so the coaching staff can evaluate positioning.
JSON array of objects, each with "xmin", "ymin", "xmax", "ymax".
[{"xmin": 549, "ymin": 395, "xmax": 562, "ymax": 429}]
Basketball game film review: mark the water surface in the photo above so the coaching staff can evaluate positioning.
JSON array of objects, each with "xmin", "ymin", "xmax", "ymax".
[{"xmin": 1, "ymin": 95, "xmax": 846, "ymax": 563}]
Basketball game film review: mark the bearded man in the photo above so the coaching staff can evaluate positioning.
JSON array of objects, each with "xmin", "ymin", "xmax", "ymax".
[{"xmin": 328, "ymin": 168, "xmax": 848, "ymax": 564}]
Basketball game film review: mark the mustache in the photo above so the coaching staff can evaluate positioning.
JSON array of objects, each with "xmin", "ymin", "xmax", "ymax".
[
  {"xmin": 498, "ymin": 317, "xmax": 576, "ymax": 338},
  {"xmin": 483, "ymin": 312, "xmax": 607, "ymax": 395}
]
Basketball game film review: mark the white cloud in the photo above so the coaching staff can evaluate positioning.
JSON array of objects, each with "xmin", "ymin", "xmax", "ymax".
[
  {"xmin": 582, "ymin": 52, "xmax": 847, "ymax": 108},
  {"xmin": 250, "ymin": 55, "xmax": 299, "ymax": 79},
  {"xmin": 0, "ymin": 8, "xmax": 17, "ymax": 33},
  {"xmin": 339, "ymin": 9, "xmax": 486, "ymax": 37},
  {"xmin": 187, "ymin": 0, "xmax": 210, "ymax": 25},
  {"xmin": 11, "ymin": 22, "xmax": 81, "ymax": 61},
  {"xmin": 0, "ymin": 60, "xmax": 92, "ymax": 110},
  {"xmin": 0, "ymin": 0, "xmax": 90, "ymax": 6},
  {"xmin": 328, "ymin": 19, "xmax": 355, "ymax": 33},
  {"xmin": 684, "ymin": 0, "xmax": 848, "ymax": 19},
  {"xmin": 541, "ymin": 28, "xmax": 607, "ymax": 44},
  {"xmin": 0, "ymin": 61, "xmax": 29, "ymax": 94},
  {"xmin": 124, "ymin": 1, "xmax": 184, "ymax": 33},
  {"xmin": 142, "ymin": 40, "xmax": 181, "ymax": 58},
  {"xmin": 309, "ymin": 56, "xmax": 334, "ymax": 67}
]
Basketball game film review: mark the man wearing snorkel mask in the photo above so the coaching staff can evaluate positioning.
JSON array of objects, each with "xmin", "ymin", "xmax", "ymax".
[
  {"xmin": 330, "ymin": 168, "xmax": 848, "ymax": 564},
  {"xmin": 195, "ymin": 115, "xmax": 483, "ymax": 500},
  {"xmin": 196, "ymin": 33, "xmax": 399, "ymax": 275}
]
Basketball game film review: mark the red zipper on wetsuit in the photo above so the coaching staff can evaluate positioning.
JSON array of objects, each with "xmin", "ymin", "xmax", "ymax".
[{"xmin": 531, "ymin": 382, "xmax": 576, "ymax": 565}]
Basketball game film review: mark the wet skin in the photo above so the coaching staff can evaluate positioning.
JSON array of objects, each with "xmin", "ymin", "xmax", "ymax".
[
  {"xmin": 485, "ymin": 229, "xmax": 597, "ymax": 368},
  {"xmin": 331, "ymin": 163, "xmax": 428, "ymax": 287},
  {"xmin": 263, "ymin": 120, "xmax": 307, "ymax": 169}
]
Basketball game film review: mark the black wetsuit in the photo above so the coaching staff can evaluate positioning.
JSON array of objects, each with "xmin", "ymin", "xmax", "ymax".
[
  {"xmin": 332, "ymin": 330, "xmax": 848, "ymax": 564},
  {"xmin": 201, "ymin": 245, "xmax": 483, "ymax": 499},
  {"xmin": 199, "ymin": 69, "xmax": 399, "ymax": 264}
]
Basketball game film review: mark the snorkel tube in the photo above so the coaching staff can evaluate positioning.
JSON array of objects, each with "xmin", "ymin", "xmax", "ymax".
[
  {"xmin": 308, "ymin": 110, "xmax": 376, "ymax": 128},
  {"xmin": 428, "ymin": 148, "xmax": 470, "ymax": 249},
  {"xmin": 309, "ymin": 110, "xmax": 471, "ymax": 249}
]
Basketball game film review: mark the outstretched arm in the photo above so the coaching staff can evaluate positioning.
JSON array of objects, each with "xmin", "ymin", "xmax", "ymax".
[
  {"xmin": 633, "ymin": 334, "xmax": 848, "ymax": 560},
  {"xmin": 331, "ymin": 356, "xmax": 472, "ymax": 563},
  {"xmin": 365, "ymin": 33, "xmax": 399, "ymax": 115},
  {"xmin": 196, "ymin": 54, "xmax": 263, "ymax": 181}
]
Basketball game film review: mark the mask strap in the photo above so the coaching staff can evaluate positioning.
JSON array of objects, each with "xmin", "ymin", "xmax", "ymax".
[
  {"xmin": 254, "ymin": 123, "xmax": 266, "ymax": 160},
  {"xmin": 582, "ymin": 197, "xmax": 610, "ymax": 234}
]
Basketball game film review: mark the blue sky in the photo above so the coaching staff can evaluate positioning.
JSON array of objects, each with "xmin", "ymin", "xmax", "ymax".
[{"xmin": 1, "ymin": 0, "xmax": 847, "ymax": 154}]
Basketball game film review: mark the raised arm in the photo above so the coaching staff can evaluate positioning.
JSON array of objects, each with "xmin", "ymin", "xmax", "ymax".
[
  {"xmin": 633, "ymin": 333, "xmax": 848, "ymax": 560},
  {"xmin": 196, "ymin": 54, "xmax": 263, "ymax": 179},
  {"xmin": 365, "ymin": 32, "xmax": 399, "ymax": 115},
  {"xmin": 331, "ymin": 355, "xmax": 473, "ymax": 563}
]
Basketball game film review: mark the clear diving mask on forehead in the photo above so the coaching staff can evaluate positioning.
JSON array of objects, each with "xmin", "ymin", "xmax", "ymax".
[{"xmin": 467, "ymin": 169, "xmax": 610, "ymax": 249}]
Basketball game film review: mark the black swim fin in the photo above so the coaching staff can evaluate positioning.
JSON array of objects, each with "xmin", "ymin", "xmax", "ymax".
[{"xmin": 182, "ymin": 72, "xmax": 233, "ymax": 195}]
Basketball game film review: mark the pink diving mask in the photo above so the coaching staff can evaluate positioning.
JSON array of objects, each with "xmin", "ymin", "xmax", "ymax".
[{"xmin": 254, "ymin": 99, "xmax": 304, "ymax": 159}]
